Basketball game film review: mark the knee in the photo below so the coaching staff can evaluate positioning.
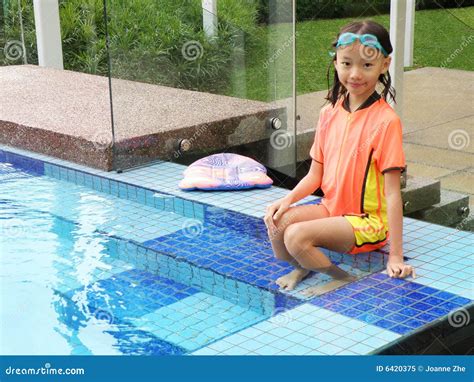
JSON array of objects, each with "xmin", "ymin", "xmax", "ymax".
[
  {"xmin": 283, "ymin": 223, "xmax": 306, "ymax": 254},
  {"xmin": 267, "ymin": 209, "xmax": 296, "ymax": 240}
]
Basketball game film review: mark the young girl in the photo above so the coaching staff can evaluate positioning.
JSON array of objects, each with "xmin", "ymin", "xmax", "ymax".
[{"xmin": 264, "ymin": 20, "xmax": 415, "ymax": 296}]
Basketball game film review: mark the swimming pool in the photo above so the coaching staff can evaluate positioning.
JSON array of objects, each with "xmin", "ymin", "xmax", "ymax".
[
  {"xmin": 0, "ymin": 157, "xmax": 279, "ymax": 355},
  {"xmin": 1, "ymin": 147, "xmax": 472, "ymax": 356}
]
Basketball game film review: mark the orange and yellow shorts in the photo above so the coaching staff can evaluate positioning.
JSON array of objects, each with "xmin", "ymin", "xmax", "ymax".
[{"xmin": 343, "ymin": 213, "xmax": 389, "ymax": 255}]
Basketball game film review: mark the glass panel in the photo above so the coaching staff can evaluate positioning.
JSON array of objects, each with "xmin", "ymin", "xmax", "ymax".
[
  {"xmin": 0, "ymin": 1, "xmax": 114, "ymax": 172},
  {"xmin": 0, "ymin": 0, "xmax": 30, "ymax": 66},
  {"xmin": 105, "ymin": 0, "xmax": 297, "ymax": 177}
]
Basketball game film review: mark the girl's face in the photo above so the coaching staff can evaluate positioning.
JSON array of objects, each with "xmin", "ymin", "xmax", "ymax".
[{"xmin": 333, "ymin": 41, "xmax": 391, "ymax": 98}]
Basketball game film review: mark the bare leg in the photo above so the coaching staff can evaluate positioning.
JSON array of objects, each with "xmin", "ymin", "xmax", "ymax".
[
  {"xmin": 283, "ymin": 216, "xmax": 357, "ymax": 295},
  {"xmin": 266, "ymin": 203, "xmax": 330, "ymax": 290}
]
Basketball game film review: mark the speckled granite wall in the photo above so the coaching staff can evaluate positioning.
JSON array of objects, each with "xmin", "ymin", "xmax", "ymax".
[{"xmin": 0, "ymin": 65, "xmax": 285, "ymax": 171}]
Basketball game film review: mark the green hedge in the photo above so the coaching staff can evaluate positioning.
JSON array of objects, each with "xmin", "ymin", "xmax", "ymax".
[
  {"xmin": 1, "ymin": 0, "xmax": 259, "ymax": 94},
  {"xmin": 257, "ymin": 0, "xmax": 474, "ymax": 23}
]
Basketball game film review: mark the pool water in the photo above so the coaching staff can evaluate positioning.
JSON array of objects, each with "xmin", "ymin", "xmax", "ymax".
[
  {"xmin": 0, "ymin": 162, "xmax": 273, "ymax": 355},
  {"xmin": 2, "ymin": 149, "xmax": 473, "ymax": 356}
]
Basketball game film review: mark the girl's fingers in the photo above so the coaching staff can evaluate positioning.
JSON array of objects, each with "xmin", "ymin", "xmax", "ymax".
[
  {"xmin": 273, "ymin": 209, "xmax": 281, "ymax": 220},
  {"xmin": 392, "ymin": 266, "xmax": 401, "ymax": 278},
  {"xmin": 386, "ymin": 264, "xmax": 394, "ymax": 277}
]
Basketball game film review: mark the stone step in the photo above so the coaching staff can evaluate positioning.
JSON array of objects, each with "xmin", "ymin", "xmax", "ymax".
[
  {"xmin": 406, "ymin": 189, "xmax": 470, "ymax": 227},
  {"xmin": 449, "ymin": 211, "xmax": 474, "ymax": 232},
  {"xmin": 401, "ymin": 176, "xmax": 440, "ymax": 215}
]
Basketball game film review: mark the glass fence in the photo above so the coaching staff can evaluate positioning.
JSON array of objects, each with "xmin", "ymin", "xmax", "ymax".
[{"xmin": 105, "ymin": 0, "xmax": 298, "ymax": 177}]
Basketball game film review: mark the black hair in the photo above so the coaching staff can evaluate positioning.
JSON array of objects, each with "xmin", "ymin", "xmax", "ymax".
[{"xmin": 325, "ymin": 20, "xmax": 396, "ymax": 107}]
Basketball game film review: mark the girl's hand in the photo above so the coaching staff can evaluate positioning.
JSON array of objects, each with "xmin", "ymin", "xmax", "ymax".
[
  {"xmin": 387, "ymin": 258, "xmax": 416, "ymax": 279},
  {"xmin": 264, "ymin": 197, "xmax": 291, "ymax": 233}
]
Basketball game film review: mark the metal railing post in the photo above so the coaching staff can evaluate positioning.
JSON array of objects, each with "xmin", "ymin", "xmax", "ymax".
[{"xmin": 33, "ymin": 0, "xmax": 63, "ymax": 69}]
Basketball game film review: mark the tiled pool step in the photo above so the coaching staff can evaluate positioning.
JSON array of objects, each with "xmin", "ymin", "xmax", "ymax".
[{"xmin": 1, "ymin": 144, "xmax": 473, "ymax": 356}]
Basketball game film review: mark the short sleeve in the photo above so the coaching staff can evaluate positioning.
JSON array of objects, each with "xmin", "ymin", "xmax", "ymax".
[
  {"xmin": 375, "ymin": 117, "xmax": 406, "ymax": 174},
  {"xmin": 309, "ymin": 111, "xmax": 325, "ymax": 164}
]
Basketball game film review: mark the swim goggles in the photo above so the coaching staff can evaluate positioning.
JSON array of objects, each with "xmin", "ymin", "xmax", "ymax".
[{"xmin": 335, "ymin": 32, "xmax": 388, "ymax": 57}]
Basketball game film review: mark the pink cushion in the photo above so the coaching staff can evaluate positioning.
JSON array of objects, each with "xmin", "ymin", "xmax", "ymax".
[{"xmin": 179, "ymin": 153, "xmax": 273, "ymax": 191}]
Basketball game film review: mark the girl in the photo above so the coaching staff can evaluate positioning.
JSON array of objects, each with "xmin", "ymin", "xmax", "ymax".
[{"xmin": 264, "ymin": 20, "xmax": 415, "ymax": 296}]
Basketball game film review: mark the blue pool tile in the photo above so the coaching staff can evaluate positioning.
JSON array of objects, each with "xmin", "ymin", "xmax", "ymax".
[
  {"xmin": 433, "ymin": 290, "xmax": 458, "ymax": 300},
  {"xmin": 353, "ymin": 303, "xmax": 373, "ymax": 312},
  {"xmin": 439, "ymin": 301, "xmax": 465, "ymax": 311},
  {"xmin": 403, "ymin": 318, "xmax": 426, "ymax": 329},
  {"xmin": 370, "ymin": 307, "xmax": 392, "ymax": 317},
  {"xmin": 406, "ymin": 291, "xmax": 428, "ymax": 301},
  {"xmin": 370, "ymin": 273, "xmax": 389, "ymax": 281},
  {"xmin": 427, "ymin": 306, "xmax": 450, "ymax": 316},
  {"xmin": 401, "ymin": 282, "xmax": 424, "ymax": 291},
  {"xmin": 364, "ymin": 287, "xmax": 386, "ymax": 296},
  {"xmin": 382, "ymin": 302, "xmax": 405, "ymax": 311},
  {"xmin": 375, "ymin": 319, "xmax": 397, "ymax": 330},
  {"xmin": 343, "ymin": 308, "xmax": 364, "ymax": 318},
  {"xmin": 390, "ymin": 324, "xmax": 412, "ymax": 335},
  {"xmin": 366, "ymin": 297, "xmax": 387, "ymax": 307},
  {"xmin": 351, "ymin": 292, "xmax": 373, "ymax": 302},
  {"xmin": 350, "ymin": 343, "xmax": 374, "ymax": 354},
  {"xmin": 357, "ymin": 312, "xmax": 381, "ymax": 324},
  {"xmin": 65, "ymin": 269, "xmax": 199, "ymax": 321},
  {"xmin": 107, "ymin": 329, "xmax": 186, "ymax": 355},
  {"xmin": 338, "ymin": 298, "xmax": 359, "ymax": 308},
  {"xmin": 387, "ymin": 313, "xmax": 410, "ymax": 323},
  {"xmin": 416, "ymin": 312, "xmax": 439, "ymax": 323},
  {"xmin": 449, "ymin": 296, "xmax": 471, "ymax": 306},
  {"xmin": 378, "ymin": 292, "xmax": 400, "ymax": 301},
  {"xmin": 411, "ymin": 302, "xmax": 432, "ymax": 311},
  {"xmin": 325, "ymin": 303, "xmax": 348, "ymax": 314},
  {"xmin": 423, "ymin": 296, "xmax": 445, "ymax": 306},
  {"xmin": 399, "ymin": 307, "xmax": 421, "ymax": 317}
]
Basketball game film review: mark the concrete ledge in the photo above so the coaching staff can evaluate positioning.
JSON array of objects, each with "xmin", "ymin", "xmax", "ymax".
[
  {"xmin": 407, "ymin": 189, "xmax": 470, "ymax": 227},
  {"xmin": 0, "ymin": 65, "xmax": 285, "ymax": 171},
  {"xmin": 401, "ymin": 176, "xmax": 441, "ymax": 214}
]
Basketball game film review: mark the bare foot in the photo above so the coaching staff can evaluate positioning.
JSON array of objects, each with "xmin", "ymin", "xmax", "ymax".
[
  {"xmin": 276, "ymin": 268, "xmax": 310, "ymax": 290},
  {"xmin": 302, "ymin": 275, "xmax": 357, "ymax": 297}
]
